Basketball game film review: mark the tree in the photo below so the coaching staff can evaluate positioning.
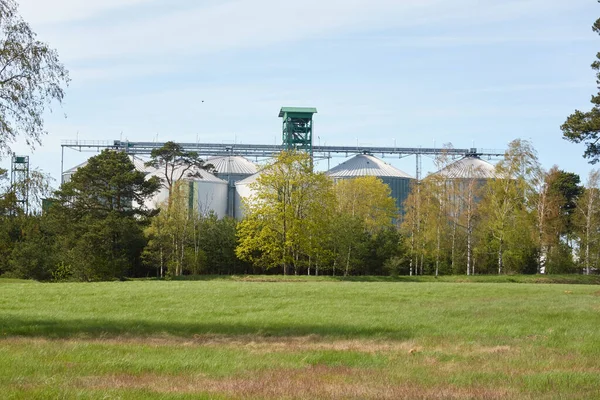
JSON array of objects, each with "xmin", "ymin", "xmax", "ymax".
[
  {"xmin": 575, "ymin": 170, "xmax": 600, "ymax": 275},
  {"xmin": 0, "ymin": 0, "xmax": 69, "ymax": 154},
  {"xmin": 50, "ymin": 150, "xmax": 159, "ymax": 280},
  {"xmin": 57, "ymin": 150, "xmax": 159, "ymax": 218},
  {"xmin": 332, "ymin": 176, "xmax": 397, "ymax": 275},
  {"xmin": 236, "ymin": 151, "xmax": 335, "ymax": 275},
  {"xmin": 561, "ymin": 4, "xmax": 600, "ymax": 163},
  {"xmin": 145, "ymin": 141, "xmax": 214, "ymax": 205},
  {"xmin": 477, "ymin": 139, "xmax": 539, "ymax": 274},
  {"xmin": 334, "ymin": 176, "xmax": 397, "ymax": 234}
]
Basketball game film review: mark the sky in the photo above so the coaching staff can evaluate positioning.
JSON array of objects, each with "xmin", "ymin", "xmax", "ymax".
[{"xmin": 1, "ymin": 0, "xmax": 599, "ymax": 186}]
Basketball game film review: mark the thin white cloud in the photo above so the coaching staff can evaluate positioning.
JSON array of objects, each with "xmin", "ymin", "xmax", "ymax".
[
  {"xmin": 70, "ymin": 63, "xmax": 174, "ymax": 84},
  {"xmin": 17, "ymin": 0, "xmax": 156, "ymax": 25},
  {"xmin": 27, "ymin": 0, "xmax": 592, "ymax": 63},
  {"xmin": 374, "ymin": 34, "xmax": 595, "ymax": 48}
]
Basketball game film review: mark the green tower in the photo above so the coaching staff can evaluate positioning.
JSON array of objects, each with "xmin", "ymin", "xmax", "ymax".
[{"xmin": 279, "ymin": 107, "xmax": 317, "ymax": 155}]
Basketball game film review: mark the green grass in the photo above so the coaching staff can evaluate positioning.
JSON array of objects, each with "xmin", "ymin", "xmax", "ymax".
[{"xmin": 1, "ymin": 278, "xmax": 600, "ymax": 399}]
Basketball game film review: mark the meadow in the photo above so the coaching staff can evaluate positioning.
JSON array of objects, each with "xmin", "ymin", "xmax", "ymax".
[{"xmin": 1, "ymin": 276, "xmax": 600, "ymax": 399}]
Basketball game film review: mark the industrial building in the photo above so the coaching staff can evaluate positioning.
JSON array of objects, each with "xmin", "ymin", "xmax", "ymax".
[{"xmin": 57, "ymin": 106, "xmax": 503, "ymax": 220}]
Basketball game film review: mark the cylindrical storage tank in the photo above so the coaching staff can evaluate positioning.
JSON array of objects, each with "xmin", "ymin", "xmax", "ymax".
[
  {"xmin": 326, "ymin": 154, "xmax": 414, "ymax": 214},
  {"xmin": 429, "ymin": 156, "xmax": 497, "ymax": 213},
  {"xmin": 145, "ymin": 166, "xmax": 228, "ymax": 218},
  {"xmin": 208, "ymin": 156, "xmax": 258, "ymax": 218},
  {"xmin": 234, "ymin": 172, "xmax": 261, "ymax": 220}
]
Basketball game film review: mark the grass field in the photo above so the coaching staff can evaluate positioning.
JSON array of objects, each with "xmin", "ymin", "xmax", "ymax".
[{"xmin": 1, "ymin": 277, "xmax": 600, "ymax": 399}]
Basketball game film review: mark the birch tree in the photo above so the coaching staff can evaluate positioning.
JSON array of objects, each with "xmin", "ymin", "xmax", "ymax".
[
  {"xmin": 576, "ymin": 170, "xmax": 600, "ymax": 275},
  {"xmin": 478, "ymin": 139, "xmax": 539, "ymax": 274},
  {"xmin": 236, "ymin": 151, "xmax": 333, "ymax": 275}
]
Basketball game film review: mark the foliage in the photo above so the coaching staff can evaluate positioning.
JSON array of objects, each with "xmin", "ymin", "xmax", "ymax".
[
  {"xmin": 575, "ymin": 170, "xmax": 600, "ymax": 275},
  {"xmin": 237, "ymin": 151, "xmax": 337, "ymax": 275},
  {"xmin": 56, "ymin": 149, "xmax": 159, "ymax": 218},
  {"xmin": 561, "ymin": 5, "xmax": 600, "ymax": 162},
  {"xmin": 143, "ymin": 181, "xmax": 245, "ymax": 278},
  {"xmin": 476, "ymin": 139, "xmax": 539, "ymax": 274},
  {"xmin": 45, "ymin": 150, "xmax": 159, "ymax": 281},
  {"xmin": 145, "ymin": 141, "xmax": 214, "ymax": 204},
  {"xmin": 334, "ymin": 176, "xmax": 397, "ymax": 234},
  {"xmin": 0, "ymin": 0, "xmax": 69, "ymax": 154}
]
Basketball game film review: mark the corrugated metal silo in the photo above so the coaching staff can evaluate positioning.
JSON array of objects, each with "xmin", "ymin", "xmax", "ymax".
[
  {"xmin": 432, "ymin": 156, "xmax": 497, "ymax": 180},
  {"xmin": 208, "ymin": 156, "xmax": 258, "ymax": 218},
  {"xmin": 430, "ymin": 156, "xmax": 498, "ymax": 209},
  {"xmin": 145, "ymin": 165, "xmax": 228, "ymax": 218},
  {"xmin": 326, "ymin": 154, "xmax": 414, "ymax": 214}
]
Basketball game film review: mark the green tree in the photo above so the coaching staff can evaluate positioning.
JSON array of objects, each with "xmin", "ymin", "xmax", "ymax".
[
  {"xmin": 145, "ymin": 141, "xmax": 213, "ymax": 204},
  {"xmin": 50, "ymin": 150, "xmax": 159, "ymax": 280},
  {"xmin": 575, "ymin": 170, "xmax": 600, "ymax": 275},
  {"xmin": 477, "ymin": 139, "xmax": 539, "ymax": 274},
  {"xmin": 56, "ymin": 150, "xmax": 159, "ymax": 218},
  {"xmin": 334, "ymin": 176, "xmax": 397, "ymax": 234},
  {"xmin": 236, "ymin": 151, "xmax": 335, "ymax": 275},
  {"xmin": 561, "ymin": 5, "xmax": 600, "ymax": 163},
  {"xmin": 0, "ymin": 0, "xmax": 69, "ymax": 153},
  {"xmin": 330, "ymin": 176, "xmax": 397, "ymax": 276}
]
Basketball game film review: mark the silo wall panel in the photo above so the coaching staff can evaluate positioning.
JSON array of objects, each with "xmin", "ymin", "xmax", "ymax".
[
  {"xmin": 380, "ymin": 177, "xmax": 413, "ymax": 215},
  {"xmin": 194, "ymin": 181, "xmax": 228, "ymax": 219},
  {"xmin": 235, "ymin": 182, "xmax": 257, "ymax": 220}
]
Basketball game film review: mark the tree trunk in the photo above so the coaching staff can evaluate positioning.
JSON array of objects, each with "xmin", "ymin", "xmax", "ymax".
[
  {"xmin": 345, "ymin": 245, "xmax": 352, "ymax": 276},
  {"xmin": 497, "ymin": 239, "xmax": 503, "ymax": 275}
]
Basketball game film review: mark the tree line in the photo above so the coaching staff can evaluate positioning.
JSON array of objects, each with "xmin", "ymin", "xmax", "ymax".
[{"xmin": 1, "ymin": 140, "xmax": 600, "ymax": 281}]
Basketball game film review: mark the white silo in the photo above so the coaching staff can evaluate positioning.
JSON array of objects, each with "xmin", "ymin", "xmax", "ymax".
[
  {"xmin": 145, "ymin": 165, "xmax": 228, "ymax": 218},
  {"xmin": 208, "ymin": 156, "xmax": 258, "ymax": 218},
  {"xmin": 234, "ymin": 172, "xmax": 261, "ymax": 220},
  {"xmin": 326, "ymin": 154, "xmax": 414, "ymax": 214}
]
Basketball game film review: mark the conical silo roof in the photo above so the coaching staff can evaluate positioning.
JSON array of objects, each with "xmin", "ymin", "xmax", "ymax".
[
  {"xmin": 327, "ymin": 154, "xmax": 413, "ymax": 179},
  {"xmin": 433, "ymin": 156, "xmax": 497, "ymax": 179},
  {"xmin": 147, "ymin": 165, "xmax": 227, "ymax": 184},
  {"xmin": 64, "ymin": 155, "xmax": 152, "ymax": 175},
  {"xmin": 208, "ymin": 156, "xmax": 257, "ymax": 175}
]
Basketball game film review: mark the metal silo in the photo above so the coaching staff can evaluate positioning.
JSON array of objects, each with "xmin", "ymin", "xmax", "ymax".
[
  {"xmin": 145, "ymin": 165, "xmax": 228, "ymax": 218},
  {"xmin": 429, "ymin": 156, "xmax": 498, "ymax": 212},
  {"xmin": 208, "ymin": 156, "xmax": 258, "ymax": 218},
  {"xmin": 234, "ymin": 172, "xmax": 261, "ymax": 220},
  {"xmin": 431, "ymin": 156, "xmax": 497, "ymax": 182},
  {"xmin": 326, "ymin": 154, "xmax": 414, "ymax": 214}
]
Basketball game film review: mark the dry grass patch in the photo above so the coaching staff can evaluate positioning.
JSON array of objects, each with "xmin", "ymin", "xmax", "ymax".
[
  {"xmin": 1, "ymin": 335, "xmax": 420, "ymax": 354},
  {"xmin": 75, "ymin": 366, "xmax": 514, "ymax": 400}
]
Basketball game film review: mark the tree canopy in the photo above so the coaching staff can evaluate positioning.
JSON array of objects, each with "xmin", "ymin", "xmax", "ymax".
[
  {"xmin": 562, "ymin": 5, "xmax": 600, "ymax": 163},
  {"xmin": 0, "ymin": 0, "xmax": 69, "ymax": 154}
]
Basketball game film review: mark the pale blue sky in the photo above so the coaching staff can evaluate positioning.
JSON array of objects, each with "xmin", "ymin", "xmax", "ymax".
[{"xmin": 2, "ymin": 0, "xmax": 599, "ymax": 184}]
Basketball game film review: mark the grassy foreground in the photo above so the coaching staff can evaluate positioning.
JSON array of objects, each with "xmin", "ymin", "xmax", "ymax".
[{"xmin": 1, "ymin": 278, "xmax": 600, "ymax": 399}]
